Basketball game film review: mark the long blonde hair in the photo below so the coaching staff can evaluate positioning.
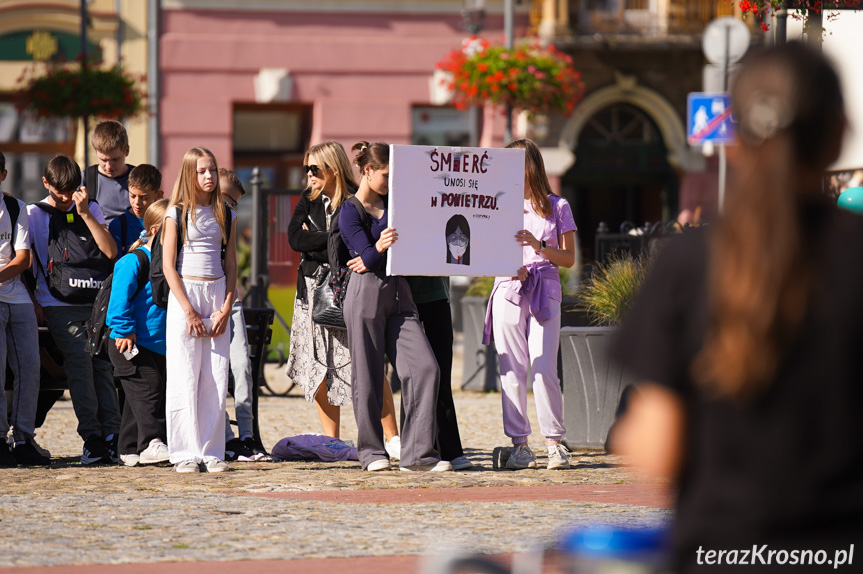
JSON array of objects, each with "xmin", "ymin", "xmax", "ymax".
[
  {"xmin": 506, "ymin": 138, "xmax": 552, "ymax": 218},
  {"xmin": 166, "ymin": 147, "xmax": 228, "ymax": 244},
  {"xmin": 305, "ymin": 140, "xmax": 357, "ymax": 209},
  {"xmin": 129, "ymin": 198, "xmax": 169, "ymax": 251}
]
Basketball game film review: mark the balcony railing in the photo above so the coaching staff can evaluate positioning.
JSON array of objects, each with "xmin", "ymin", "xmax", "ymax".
[{"xmin": 531, "ymin": 0, "xmax": 736, "ymax": 37}]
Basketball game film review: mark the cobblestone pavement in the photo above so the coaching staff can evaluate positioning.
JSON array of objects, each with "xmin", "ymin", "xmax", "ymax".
[{"xmin": 0, "ymin": 362, "xmax": 672, "ymax": 571}]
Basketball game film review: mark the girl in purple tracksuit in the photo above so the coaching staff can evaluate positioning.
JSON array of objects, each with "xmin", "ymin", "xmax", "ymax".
[{"xmin": 484, "ymin": 138, "xmax": 577, "ymax": 471}]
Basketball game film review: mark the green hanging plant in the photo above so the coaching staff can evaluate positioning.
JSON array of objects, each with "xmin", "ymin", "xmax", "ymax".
[{"xmin": 15, "ymin": 62, "xmax": 146, "ymax": 120}]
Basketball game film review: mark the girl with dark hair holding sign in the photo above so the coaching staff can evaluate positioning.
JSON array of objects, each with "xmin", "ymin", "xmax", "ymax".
[
  {"xmin": 339, "ymin": 141, "xmax": 449, "ymax": 473},
  {"xmin": 484, "ymin": 138, "xmax": 577, "ymax": 471}
]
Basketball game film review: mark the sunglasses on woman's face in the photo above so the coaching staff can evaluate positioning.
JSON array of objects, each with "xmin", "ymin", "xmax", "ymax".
[{"xmin": 303, "ymin": 164, "xmax": 324, "ymax": 177}]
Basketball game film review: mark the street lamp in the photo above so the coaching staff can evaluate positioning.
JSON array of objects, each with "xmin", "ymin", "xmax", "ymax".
[{"xmin": 462, "ymin": 0, "xmax": 486, "ymax": 35}]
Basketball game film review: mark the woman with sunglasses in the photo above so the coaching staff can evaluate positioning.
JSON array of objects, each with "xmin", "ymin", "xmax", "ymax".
[{"xmin": 285, "ymin": 141, "xmax": 401, "ymax": 448}]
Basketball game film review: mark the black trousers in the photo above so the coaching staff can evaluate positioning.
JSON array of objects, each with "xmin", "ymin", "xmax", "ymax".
[
  {"xmin": 400, "ymin": 299, "xmax": 465, "ymax": 461},
  {"xmin": 108, "ymin": 343, "xmax": 167, "ymax": 455}
]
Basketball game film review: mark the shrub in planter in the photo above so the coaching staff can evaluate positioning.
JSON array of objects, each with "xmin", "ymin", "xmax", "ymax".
[
  {"xmin": 563, "ymin": 253, "xmax": 650, "ymax": 449},
  {"xmin": 577, "ymin": 253, "xmax": 651, "ymax": 326}
]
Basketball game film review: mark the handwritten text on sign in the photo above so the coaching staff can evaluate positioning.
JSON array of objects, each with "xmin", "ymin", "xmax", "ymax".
[{"xmin": 386, "ymin": 145, "xmax": 525, "ymax": 277}]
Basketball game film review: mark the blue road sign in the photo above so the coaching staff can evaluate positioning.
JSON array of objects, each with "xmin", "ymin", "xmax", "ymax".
[{"xmin": 687, "ymin": 93, "xmax": 735, "ymax": 145}]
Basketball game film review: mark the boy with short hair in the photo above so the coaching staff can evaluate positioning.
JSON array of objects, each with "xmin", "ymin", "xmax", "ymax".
[
  {"xmin": 0, "ymin": 150, "xmax": 49, "ymax": 466},
  {"xmin": 109, "ymin": 164, "xmax": 163, "ymax": 256},
  {"xmin": 219, "ymin": 168, "xmax": 269, "ymax": 461},
  {"xmin": 84, "ymin": 120, "xmax": 135, "ymax": 223},
  {"xmin": 28, "ymin": 155, "xmax": 121, "ymax": 465}
]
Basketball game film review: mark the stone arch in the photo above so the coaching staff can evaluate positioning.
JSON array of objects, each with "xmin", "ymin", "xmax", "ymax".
[{"xmin": 560, "ymin": 74, "xmax": 703, "ymax": 172}]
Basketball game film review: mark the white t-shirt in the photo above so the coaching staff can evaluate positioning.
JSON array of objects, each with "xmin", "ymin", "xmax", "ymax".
[
  {"xmin": 0, "ymin": 196, "xmax": 34, "ymax": 305},
  {"xmin": 166, "ymin": 205, "xmax": 237, "ymax": 278},
  {"xmin": 27, "ymin": 197, "xmax": 108, "ymax": 307}
]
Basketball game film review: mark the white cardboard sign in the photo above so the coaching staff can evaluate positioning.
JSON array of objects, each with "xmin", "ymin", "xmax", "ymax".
[{"xmin": 386, "ymin": 144, "xmax": 525, "ymax": 277}]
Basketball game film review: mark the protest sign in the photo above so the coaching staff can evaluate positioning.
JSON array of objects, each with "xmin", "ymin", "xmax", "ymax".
[{"xmin": 386, "ymin": 145, "xmax": 525, "ymax": 277}]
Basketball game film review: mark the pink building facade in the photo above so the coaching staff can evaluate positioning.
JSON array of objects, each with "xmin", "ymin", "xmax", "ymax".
[{"xmin": 159, "ymin": 6, "xmax": 521, "ymax": 188}]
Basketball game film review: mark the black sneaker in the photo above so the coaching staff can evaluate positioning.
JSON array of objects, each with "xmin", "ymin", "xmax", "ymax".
[
  {"xmin": 105, "ymin": 434, "xmax": 120, "ymax": 463},
  {"xmin": 13, "ymin": 441, "xmax": 50, "ymax": 466},
  {"xmin": 242, "ymin": 437, "xmax": 269, "ymax": 456},
  {"xmin": 225, "ymin": 437, "xmax": 254, "ymax": 462},
  {"xmin": 242, "ymin": 437, "xmax": 273, "ymax": 461},
  {"xmin": 0, "ymin": 441, "xmax": 16, "ymax": 468},
  {"xmin": 81, "ymin": 436, "xmax": 113, "ymax": 465}
]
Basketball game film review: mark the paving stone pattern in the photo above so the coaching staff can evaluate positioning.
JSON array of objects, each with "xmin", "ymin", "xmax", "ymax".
[{"xmin": 0, "ymin": 364, "xmax": 671, "ymax": 568}]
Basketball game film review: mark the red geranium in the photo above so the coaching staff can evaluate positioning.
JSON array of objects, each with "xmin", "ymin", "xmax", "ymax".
[
  {"xmin": 16, "ymin": 63, "xmax": 146, "ymax": 119},
  {"xmin": 436, "ymin": 37, "xmax": 586, "ymax": 117},
  {"xmin": 734, "ymin": 0, "xmax": 863, "ymax": 30}
]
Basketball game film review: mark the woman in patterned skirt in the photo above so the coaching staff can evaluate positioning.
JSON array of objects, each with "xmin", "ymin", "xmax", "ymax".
[{"xmin": 285, "ymin": 141, "xmax": 400, "ymax": 452}]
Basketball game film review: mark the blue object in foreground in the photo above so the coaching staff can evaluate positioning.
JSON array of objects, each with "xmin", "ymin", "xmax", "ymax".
[
  {"xmin": 838, "ymin": 186, "xmax": 863, "ymax": 214},
  {"xmin": 559, "ymin": 525, "xmax": 670, "ymax": 572}
]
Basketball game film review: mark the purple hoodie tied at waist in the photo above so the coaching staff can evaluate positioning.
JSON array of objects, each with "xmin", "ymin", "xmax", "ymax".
[{"xmin": 482, "ymin": 261, "xmax": 559, "ymax": 345}]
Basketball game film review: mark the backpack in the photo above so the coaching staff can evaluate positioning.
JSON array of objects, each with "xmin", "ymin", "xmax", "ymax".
[
  {"xmin": 2, "ymin": 193, "xmax": 21, "ymax": 257},
  {"xmin": 84, "ymin": 249, "xmax": 149, "ymax": 360},
  {"xmin": 149, "ymin": 203, "xmax": 233, "ymax": 309},
  {"xmin": 117, "ymin": 211, "xmax": 130, "ymax": 255},
  {"xmin": 84, "ymin": 164, "xmax": 136, "ymax": 203},
  {"xmin": 33, "ymin": 202, "xmax": 115, "ymax": 304}
]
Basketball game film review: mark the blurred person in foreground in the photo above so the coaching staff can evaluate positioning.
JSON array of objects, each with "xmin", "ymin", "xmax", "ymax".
[{"xmin": 611, "ymin": 42, "xmax": 863, "ymax": 573}]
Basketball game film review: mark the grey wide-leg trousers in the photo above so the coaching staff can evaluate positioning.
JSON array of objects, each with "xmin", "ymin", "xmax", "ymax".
[{"xmin": 344, "ymin": 270, "xmax": 440, "ymax": 469}]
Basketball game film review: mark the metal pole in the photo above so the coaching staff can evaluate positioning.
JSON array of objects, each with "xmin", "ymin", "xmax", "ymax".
[
  {"xmin": 722, "ymin": 24, "xmax": 730, "ymax": 92},
  {"xmin": 249, "ymin": 167, "xmax": 267, "ymax": 309},
  {"xmin": 718, "ymin": 144, "xmax": 726, "ymax": 213},
  {"xmin": 80, "ymin": 0, "xmax": 89, "ymax": 169},
  {"xmin": 147, "ymin": 0, "xmax": 161, "ymax": 165},
  {"xmin": 115, "ymin": 0, "xmax": 123, "ymax": 70},
  {"xmin": 775, "ymin": 2, "xmax": 787, "ymax": 45},
  {"xmin": 718, "ymin": 22, "xmax": 730, "ymax": 214},
  {"xmin": 504, "ymin": 0, "xmax": 514, "ymax": 143},
  {"xmin": 807, "ymin": 6, "xmax": 823, "ymax": 49}
]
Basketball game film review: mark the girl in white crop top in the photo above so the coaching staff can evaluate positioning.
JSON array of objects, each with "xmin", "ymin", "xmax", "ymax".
[{"xmin": 161, "ymin": 147, "xmax": 238, "ymax": 474}]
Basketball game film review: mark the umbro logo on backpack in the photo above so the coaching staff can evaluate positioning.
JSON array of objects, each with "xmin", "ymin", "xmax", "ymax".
[{"xmin": 69, "ymin": 277, "xmax": 104, "ymax": 289}]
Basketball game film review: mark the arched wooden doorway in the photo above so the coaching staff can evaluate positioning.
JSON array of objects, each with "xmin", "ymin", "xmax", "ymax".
[{"xmin": 562, "ymin": 102, "xmax": 678, "ymax": 261}]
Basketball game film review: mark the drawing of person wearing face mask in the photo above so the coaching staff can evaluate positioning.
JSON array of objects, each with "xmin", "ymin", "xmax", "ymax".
[{"xmin": 445, "ymin": 214, "xmax": 470, "ymax": 265}]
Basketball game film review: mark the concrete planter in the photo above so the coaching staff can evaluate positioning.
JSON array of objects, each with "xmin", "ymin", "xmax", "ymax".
[
  {"xmin": 460, "ymin": 297, "xmax": 501, "ymax": 391},
  {"xmin": 560, "ymin": 326, "xmax": 635, "ymax": 450}
]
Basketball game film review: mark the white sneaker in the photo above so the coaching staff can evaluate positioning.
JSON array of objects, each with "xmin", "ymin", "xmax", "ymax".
[
  {"xmin": 205, "ymin": 458, "xmax": 229, "ymax": 473},
  {"xmin": 139, "ymin": 439, "xmax": 170, "ymax": 465},
  {"xmin": 547, "ymin": 443, "xmax": 572, "ymax": 470},
  {"xmin": 400, "ymin": 460, "xmax": 453, "ymax": 472},
  {"xmin": 385, "ymin": 435, "xmax": 401, "ymax": 461},
  {"xmin": 174, "ymin": 460, "xmax": 200, "ymax": 473},
  {"xmin": 120, "ymin": 453, "xmax": 140, "ymax": 467},
  {"xmin": 450, "ymin": 456, "xmax": 475, "ymax": 470},
  {"xmin": 506, "ymin": 444, "xmax": 537, "ymax": 470},
  {"xmin": 366, "ymin": 458, "xmax": 391, "ymax": 472}
]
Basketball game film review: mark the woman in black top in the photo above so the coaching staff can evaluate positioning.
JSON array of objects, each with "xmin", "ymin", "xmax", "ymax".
[
  {"xmin": 285, "ymin": 141, "xmax": 401, "ymax": 446},
  {"xmin": 612, "ymin": 43, "xmax": 863, "ymax": 573}
]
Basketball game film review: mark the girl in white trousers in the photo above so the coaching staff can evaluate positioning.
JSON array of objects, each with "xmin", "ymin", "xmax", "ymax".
[{"xmin": 162, "ymin": 147, "xmax": 238, "ymax": 474}]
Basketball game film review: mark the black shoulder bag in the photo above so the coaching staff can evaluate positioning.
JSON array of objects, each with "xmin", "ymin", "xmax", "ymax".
[{"xmin": 311, "ymin": 196, "xmax": 371, "ymax": 330}]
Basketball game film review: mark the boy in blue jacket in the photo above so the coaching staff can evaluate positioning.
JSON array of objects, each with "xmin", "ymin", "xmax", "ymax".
[{"xmin": 106, "ymin": 198, "xmax": 169, "ymax": 466}]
